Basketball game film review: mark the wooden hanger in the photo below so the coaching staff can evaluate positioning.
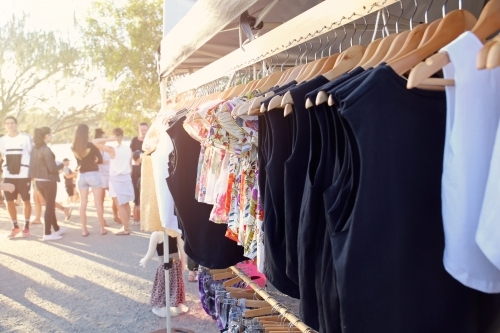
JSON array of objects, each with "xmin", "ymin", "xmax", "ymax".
[
  {"xmin": 357, "ymin": 38, "xmax": 383, "ymax": 68},
  {"xmin": 361, "ymin": 33, "xmax": 400, "ymax": 69},
  {"xmin": 225, "ymin": 286, "xmax": 252, "ymax": 293},
  {"xmin": 385, "ymin": 23, "xmax": 429, "ymax": 63},
  {"xmin": 244, "ymin": 307, "xmax": 274, "ymax": 318},
  {"xmin": 223, "ymin": 276, "xmax": 243, "ymax": 287},
  {"xmin": 471, "ymin": 0, "xmax": 500, "ymax": 43},
  {"xmin": 389, "ymin": 10, "xmax": 477, "ymax": 76},
  {"xmin": 280, "ymin": 55, "xmax": 332, "ymax": 108},
  {"xmin": 303, "ymin": 53, "xmax": 341, "ymax": 108},
  {"xmin": 213, "ymin": 271, "xmax": 235, "ymax": 280},
  {"xmin": 477, "ymin": 34, "xmax": 500, "ymax": 69},
  {"xmin": 379, "ymin": 30, "xmax": 411, "ymax": 64},
  {"xmin": 406, "ymin": 8, "xmax": 484, "ymax": 89},
  {"xmin": 418, "ymin": 18, "xmax": 442, "ymax": 46},
  {"xmin": 485, "ymin": 38, "xmax": 500, "ymax": 69},
  {"xmin": 240, "ymin": 299, "xmax": 270, "ymax": 308},
  {"xmin": 229, "ymin": 291, "xmax": 263, "ymax": 300},
  {"xmin": 314, "ymin": 45, "xmax": 366, "ymax": 105}
]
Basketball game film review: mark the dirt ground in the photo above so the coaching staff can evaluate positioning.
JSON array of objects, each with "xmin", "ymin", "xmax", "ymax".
[{"xmin": 0, "ymin": 199, "xmax": 219, "ymax": 333}]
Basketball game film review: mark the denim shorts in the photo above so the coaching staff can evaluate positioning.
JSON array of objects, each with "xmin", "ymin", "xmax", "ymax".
[{"xmin": 78, "ymin": 171, "xmax": 103, "ymax": 189}]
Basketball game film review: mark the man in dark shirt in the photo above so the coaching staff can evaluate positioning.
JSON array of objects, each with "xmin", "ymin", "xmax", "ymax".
[
  {"xmin": 130, "ymin": 122, "xmax": 148, "ymax": 153},
  {"xmin": 131, "ymin": 150, "xmax": 142, "ymax": 225}
]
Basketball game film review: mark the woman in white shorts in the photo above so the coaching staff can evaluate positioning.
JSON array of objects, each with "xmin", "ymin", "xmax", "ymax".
[
  {"xmin": 72, "ymin": 124, "xmax": 107, "ymax": 236},
  {"xmin": 92, "ymin": 128, "xmax": 134, "ymax": 235},
  {"xmin": 94, "ymin": 128, "xmax": 120, "ymax": 224}
]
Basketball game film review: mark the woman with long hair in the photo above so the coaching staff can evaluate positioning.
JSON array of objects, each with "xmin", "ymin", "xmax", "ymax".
[
  {"xmin": 92, "ymin": 128, "xmax": 134, "ymax": 235},
  {"xmin": 28, "ymin": 127, "xmax": 65, "ymax": 241},
  {"xmin": 72, "ymin": 124, "xmax": 106, "ymax": 236}
]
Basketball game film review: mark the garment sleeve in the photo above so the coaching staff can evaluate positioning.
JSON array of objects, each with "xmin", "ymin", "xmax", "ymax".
[
  {"xmin": 44, "ymin": 148, "xmax": 63, "ymax": 174},
  {"xmin": 90, "ymin": 143, "xmax": 103, "ymax": 164}
]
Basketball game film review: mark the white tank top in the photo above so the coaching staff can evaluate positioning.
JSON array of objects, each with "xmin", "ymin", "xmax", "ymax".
[
  {"xmin": 109, "ymin": 143, "xmax": 131, "ymax": 176},
  {"xmin": 441, "ymin": 31, "xmax": 500, "ymax": 293}
]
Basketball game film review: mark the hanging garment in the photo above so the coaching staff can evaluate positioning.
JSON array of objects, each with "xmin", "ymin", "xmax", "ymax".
[
  {"xmin": 166, "ymin": 117, "xmax": 246, "ymax": 269},
  {"xmin": 151, "ymin": 125, "xmax": 182, "ymax": 236},
  {"xmin": 440, "ymin": 31, "xmax": 500, "ymax": 293},
  {"xmin": 332, "ymin": 65, "xmax": 500, "ymax": 333},
  {"xmin": 140, "ymin": 155, "xmax": 163, "ymax": 232},
  {"xmin": 298, "ymin": 101, "xmax": 335, "ymax": 333},
  {"xmin": 285, "ymin": 76, "xmax": 329, "ymax": 287},
  {"xmin": 262, "ymin": 109, "xmax": 300, "ymax": 299}
]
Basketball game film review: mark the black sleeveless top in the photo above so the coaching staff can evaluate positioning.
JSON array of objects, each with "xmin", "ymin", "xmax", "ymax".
[
  {"xmin": 166, "ymin": 117, "xmax": 245, "ymax": 269},
  {"xmin": 331, "ymin": 65, "xmax": 500, "ymax": 333}
]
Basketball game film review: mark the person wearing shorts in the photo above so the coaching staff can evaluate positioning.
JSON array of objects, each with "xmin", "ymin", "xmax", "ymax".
[
  {"xmin": 72, "ymin": 124, "xmax": 106, "ymax": 237},
  {"xmin": 95, "ymin": 128, "xmax": 119, "ymax": 224},
  {"xmin": 0, "ymin": 116, "xmax": 33, "ymax": 238},
  {"xmin": 93, "ymin": 128, "xmax": 134, "ymax": 236}
]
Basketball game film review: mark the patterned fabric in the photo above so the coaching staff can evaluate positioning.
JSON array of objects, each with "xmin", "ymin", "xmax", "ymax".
[
  {"xmin": 150, "ymin": 258, "xmax": 186, "ymax": 307},
  {"xmin": 184, "ymin": 96, "xmax": 263, "ymax": 262}
]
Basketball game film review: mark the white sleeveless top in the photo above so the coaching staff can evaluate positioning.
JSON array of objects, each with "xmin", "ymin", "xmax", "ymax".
[
  {"xmin": 441, "ymin": 31, "xmax": 500, "ymax": 293},
  {"xmin": 109, "ymin": 143, "xmax": 131, "ymax": 176}
]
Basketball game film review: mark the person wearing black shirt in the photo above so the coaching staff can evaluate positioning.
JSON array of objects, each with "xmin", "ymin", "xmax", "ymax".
[
  {"xmin": 72, "ymin": 124, "xmax": 106, "ymax": 237},
  {"xmin": 131, "ymin": 150, "xmax": 142, "ymax": 225},
  {"xmin": 28, "ymin": 127, "xmax": 65, "ymax": 241},
  {"xmin": 130, "ymin": 122, "xmax": 148, "ymax": 153}
]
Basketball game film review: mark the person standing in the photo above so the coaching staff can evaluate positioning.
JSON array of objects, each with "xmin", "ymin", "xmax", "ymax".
[
  {"xmin": 131, "ymin": 150, "xmax": 142, "ymax": 225},
  {"xmin": 130, "ymin": 122, "xmax": 148, "ymax": 153},
  {"xmin": 93, "ymin": 128, "xmax": 134, "ymax": 235},
  {"xmin": 28, "ymin": 127, "xmax": 66, "ymax": 241},
  {"xmin": 72, "ymin": 124, "xmax": 106, "ymax": 236},
  {"xmin": 0, "ymin": 116, "xmax": 33, "ymax": 238},
  {"xmin": 94, "ymin": 128, "xmax": 120, "ymax": 224}
]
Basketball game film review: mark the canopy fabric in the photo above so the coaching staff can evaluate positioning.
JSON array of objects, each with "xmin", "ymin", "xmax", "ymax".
[
  {"xmin": 159, "ymin": 0, "xmax": 258, "ymax": 78},
  {"xmin": 159, "ymin": 0, "xmax": 324, "ymax": 77},
  {"xmin": 160, "ymin": 0, "xmax": 486, "ymax": 82}
]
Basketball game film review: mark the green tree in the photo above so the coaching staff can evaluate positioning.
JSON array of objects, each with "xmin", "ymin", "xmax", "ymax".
[
  {"xmin": 81, "ymin": 0, "xmax": 162, "ymax": 135},
  {"xmin": 0, "ymin": 15, "xmax": 105, "ymax": 141},
  {"xmin": 0, "ymin": 15, "xmax": 79, "ymax": 116}
]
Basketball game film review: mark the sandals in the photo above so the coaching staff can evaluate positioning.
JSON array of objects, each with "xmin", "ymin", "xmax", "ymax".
[
  {"xmin": 187, "ymin": 271, "xmax": 197, "ymax": 282},
  {"xmin": 100, "ymin": 230, "xmax": 107, "ymax": 235},
  {"xmin": 82, "ymin": 231, "xmax": 89, "ymax": 237},
  {"xmin": 115, "ymin": 230, "xmax": 131, "ymax": 236}
]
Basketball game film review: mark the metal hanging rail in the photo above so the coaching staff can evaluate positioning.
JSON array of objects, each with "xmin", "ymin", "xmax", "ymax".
[{"xmin": 169, "ymin": 0, "xmax": 398, "ymax": 94}]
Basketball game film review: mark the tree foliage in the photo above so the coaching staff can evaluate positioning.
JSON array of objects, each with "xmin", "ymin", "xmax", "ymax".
[
  {"xmin": 0, "ymin": 15, "xmax": 77, "ymax": 117},
  {"xmin": 0, "ymin": 15, "xmax": 105, "ymax": 142},
  {"xmin": 81, "ymin": 0, "xmax": 162, "ymax": 134}
]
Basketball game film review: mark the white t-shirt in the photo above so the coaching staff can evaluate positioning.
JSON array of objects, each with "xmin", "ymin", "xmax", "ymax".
[
  {"xmin": 0, "ymin": 133, "xmax": 33, "ymax": 179},
  {"xmin": 109, "ymin": 143, "xmax": 131, "ymax": 176},
  {"xmin": 441, "ymin": 31, "xmax": 500, "ymax": 293},
  {"xmin": 151, "ymin": 124, "xmax": 181, "ymax": 236}
]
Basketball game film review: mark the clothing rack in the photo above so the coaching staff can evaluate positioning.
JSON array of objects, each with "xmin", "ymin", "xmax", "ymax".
[
  {"xmin": 229, "ymin": 266, "xmax": 316, "ymax": 333},
  {"xmin": 171, "ymin": 0, "xmax": 398, "ymax": 94}
]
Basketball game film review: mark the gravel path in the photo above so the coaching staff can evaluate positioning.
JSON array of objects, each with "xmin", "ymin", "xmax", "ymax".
[{"xmin": 0, "ymin": 200, "xmax": 218, "ymax": 333}]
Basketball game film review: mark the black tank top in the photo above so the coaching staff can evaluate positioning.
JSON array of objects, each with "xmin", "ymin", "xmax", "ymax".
[
  {"xmin": 284, "ymin": 76, "xmax": 329, "ymax": 288},
  {"xmin": 262, "ymin": 108, "xmax": 300, "ymax": 299},
  {"xmin": 333, "ymin": 65, "xmax": 500, "ymax": 333},
  {"xmin": 166, "ymin": 117, "xmax": 245, "ymax": 269}
]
